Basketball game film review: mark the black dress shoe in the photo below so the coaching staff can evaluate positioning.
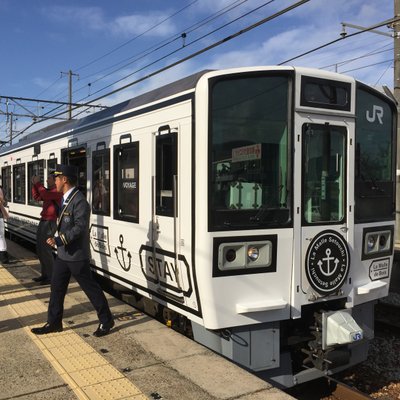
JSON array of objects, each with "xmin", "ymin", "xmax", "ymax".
[
  {"xmin": 32, "ymin": 276, "xmax": 47, "ymax": 282},
  {"xmin": 93, "ymin": 319, "xmax": 115, "ymax": 337},
  {"xmin": 39, "ymin": 279, "xmax": 51, "ymax": 285},
  {"xmin": 31, "ymin": 322, "xmax": 63, "ymax": 335}
]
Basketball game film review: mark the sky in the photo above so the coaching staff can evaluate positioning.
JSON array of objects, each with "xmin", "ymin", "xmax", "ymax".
[{"xmin": 0, "ymin": 0, "xmax": 395, "ymax": 143}]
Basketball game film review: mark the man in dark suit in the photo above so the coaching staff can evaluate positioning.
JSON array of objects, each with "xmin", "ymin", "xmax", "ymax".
[{"xmin": 31, "ymin": 164, "xmax": 114, "ymax": 337}]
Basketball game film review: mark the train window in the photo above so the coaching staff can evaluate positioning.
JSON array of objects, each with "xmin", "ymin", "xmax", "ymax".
[
  {"xmin": 209, "ymin": 74, "xmax": 291, "ymax": 231},
  {"xmin": 302, "ymin": 123, "xmax": 346, "ymax": 224},
  {"xmin": 28, "ymin": 160, "xmax": 45, "ymax": 206},
  {"xmin": 1, "ymin": 166, "xmax": 11, "ymax": 202},
  {"xmin": 355, "ymin": 86, "xmax": 395, "ymax": 222},
  {"xmin": 156, "ymin": 132, "xmax": 177, "ymax": 217},
  {"xmin": 300, "ymin": 76, "xmax": 351, "ymax": 111},
  {"xmin": 92, "ymin": 149, "xmax": 110, "ymax": 216},
  {"xmin": 62, "ymin": 147, "xmax": 87, "ymax": 195},
  {"xmin": 47, "ymin": 158, "xmax": 57, "ymax": 174},
  {"xmin": 114, "ymin": 142, "xmax": 139, "ymax": 223},
  {"xmin": 13, "ymin": 163, "xmax": 26, "ymax": 204}
]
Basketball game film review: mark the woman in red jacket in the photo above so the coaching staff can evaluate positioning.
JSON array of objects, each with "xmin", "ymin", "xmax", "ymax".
[{"xmin": 31, "ymin": 174, "xmax": 63, "ymax": 284}]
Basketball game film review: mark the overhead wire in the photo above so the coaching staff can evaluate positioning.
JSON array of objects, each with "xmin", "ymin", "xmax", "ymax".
[
  {"xmin": 56, "ymin": 0, "xmax": 252, "ymax": 101},
  {"xmin": 9, "ymin": 3, "xmax": 395, "ymax": 141},
  {"xmin": 57, "ymin": 0, "xmax": 278, "ymax": 110},
  {"xmin": 40, "ymin": 0, "xmax": 276, "ymax": 121},
  {"xmin": 312, "ymin": 34, "xmax": 391, "ymax": 68},
  {"xmin": 3, "ymin": 0, "xmax": 257, "ymax": 138},
  {"xmin": 74, "ymin": 0, "xmax": 200, "ymax": 73},
  {"xmin": 341, "ymin": 59, "xmax": 392, "ymax": 74},
  {"xmin": 278, "ymin": 17, "xmax": 396, "ymax": 65},
  {"xmin": 35, "ymin": 75, "xmax": 63, "ymax": 99},
  {"xmin": 374, "ymin": 62, "xmax": 393, "ymax": 87},
  {"xmin": 41, "ymin": 0, "xmax": 202, "ymax": 105},
  {"xmin": 318, "ymin": 44, "xmax": 393, "ymax": 70},
  {"xmin": 17, "ymin": 0, "xmax": 307, "ymax": 129}
]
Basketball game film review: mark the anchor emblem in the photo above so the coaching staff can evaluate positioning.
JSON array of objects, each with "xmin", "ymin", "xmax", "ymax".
[
  {"xmin": 317, "ymin": 248, "xmax": 339, "ymax": 277},
  {"xmin": 305, "ymin": 230, "xmax": 350, "ymax": 296},
  {"xmin": 114, "ymin": 234, "xmax": 132, "ymax": 271}
]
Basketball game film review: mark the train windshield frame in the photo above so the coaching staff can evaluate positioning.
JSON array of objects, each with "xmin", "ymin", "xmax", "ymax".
[
  {"xmin": 208, "ymin": 72, "xmax": 292, "ymax": 231},
  {"xmin": 355, "ymin": 84, "xmax": 396, "ymax": 222}
]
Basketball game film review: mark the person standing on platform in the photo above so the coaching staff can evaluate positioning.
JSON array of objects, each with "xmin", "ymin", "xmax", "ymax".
[
  {"xmin": 0, "ymin": 186, "xmax": 9, "ymax": 263},
  {"xmin": 31, "ymin": 174, "xmax": 63, "ymax": 284},
  {"xmin": 31, "ymin": 164, "xmax": 114, "ymax": 337}
]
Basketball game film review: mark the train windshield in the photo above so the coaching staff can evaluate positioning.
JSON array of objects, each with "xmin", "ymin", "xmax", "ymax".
[
  {"xmin": 355, "ymin": 86, "xmax": 396, "ymax": 222},
  {"xmin": 209, "ymin": 74, "xmax": 291, "ymax": 230},
  {"xmin": 302, "ymin": 124, "xmax": 346, "ymax": 224}
]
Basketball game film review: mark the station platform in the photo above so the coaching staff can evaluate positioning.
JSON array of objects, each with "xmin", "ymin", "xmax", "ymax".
[{"xmin": 0, "ymin": 239, "xmax": 294, "ymax": 400}]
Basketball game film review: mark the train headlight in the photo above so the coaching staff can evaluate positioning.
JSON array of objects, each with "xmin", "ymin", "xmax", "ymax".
[
  {"xmin": 379, "ymin": 234, "xmax": 387, "ymax": 249},
  {"xmin": 217, "ymin": 240, "xmax": 272, "ymax": 271},
  {"xmin": 363, "ymin": 227, "xmax": 393, "ymax": 259},
  {"xmin": 367, "ymin": 235, "xmax": 377, "ymax": 251},
  {"xmin": 225, "ymin": 249, "xmax": 237, "ymax": 263},
  {"xmin": 247, "ymin": 246, "xmax": 259, "ymax": 262}
]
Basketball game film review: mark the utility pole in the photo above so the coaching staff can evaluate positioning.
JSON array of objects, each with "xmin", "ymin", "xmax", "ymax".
[
  {"xmin": 394, "ymin": 0, "xmax": 400, "ymax": 243},
  {"xmin": 61, "ymin": 70, "xmax": 79, "ymax": 120},
  {"xmin": 9, "ymin": 113, "xmax": 13, "ymax": 145}
]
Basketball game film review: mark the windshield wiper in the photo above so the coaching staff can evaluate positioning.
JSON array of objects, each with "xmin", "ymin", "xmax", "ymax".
[
  {"xmin": 360, "ymin": 172, "xmax": 385, "ymax": 193},
  {"xmin": 249, "ymin": 205, "xmax": 269, "ymax": 222},
  {"xmin": 359, "ymin": 160, "xmax": 385, "ymax": 193}
]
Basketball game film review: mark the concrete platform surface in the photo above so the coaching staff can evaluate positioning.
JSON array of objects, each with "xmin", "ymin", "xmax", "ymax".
[{"xmin": 0, "ymin": 239, "xmax": 294, "ymax": 400}]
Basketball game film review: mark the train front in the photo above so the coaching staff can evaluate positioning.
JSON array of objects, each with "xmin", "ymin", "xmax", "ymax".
[{"xmin": 193, "ymin": 66, "xmax": 397, "ymax": 387}]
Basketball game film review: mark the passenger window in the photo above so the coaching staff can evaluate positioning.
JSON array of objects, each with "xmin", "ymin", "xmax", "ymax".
[
  {"xmin": 1, "ymin": 166, "xmax": 11, "ymax": 202},
  {"xmin": 62, "ymin": 146, "xmax": 87, "ymax": 195},
  {"xmin": 13, "ymin": 162, "xmax": 26, "ymax": 204},
  {"xmin": 47, "ymin": 157, "xmax": 57, "ymax": 174},
  {"xmin": 28, "ymin": 160, "xmax": 45, "ymax": 206},
  {"xmin": 92, "ymin": 147, "xmax": 110, "ymax": 216},
  {"xmin": 156, "ymin": 131, "xmax": 177, "ymax": 217},
  {"xmin": 114, "ymin": 141, "xmax": 139, "ymax": 223}
]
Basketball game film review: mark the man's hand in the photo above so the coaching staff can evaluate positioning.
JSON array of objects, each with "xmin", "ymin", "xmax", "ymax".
[
  {"xmin": 31, "ymin": 175, "xmax": 40, "ymax": 185},
  {"xmin": 46, "ymin": 237, "xmax": 56, "ymax": 247}
]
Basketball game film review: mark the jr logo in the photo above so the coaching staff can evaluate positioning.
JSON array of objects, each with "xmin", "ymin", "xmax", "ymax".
[{"xmin": 366, "ymin": 105, "xmax": 383, "ymax": 124}]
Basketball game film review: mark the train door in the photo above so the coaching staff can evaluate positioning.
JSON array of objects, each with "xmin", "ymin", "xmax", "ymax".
[
  {"xmin": 150, "ymin": 125, "xmax": 187, "ymax": 304},
  {"xmin": 300, "ymin": 121, "xmax": 352, "ymax": 298},
  {"xmin": 62, "ymin": 143, "xmax": 87, "ymax": 195}
]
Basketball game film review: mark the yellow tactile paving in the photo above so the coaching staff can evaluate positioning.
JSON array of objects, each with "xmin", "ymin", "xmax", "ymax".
[
  {"xmin": 82, "ymin": 379, "xmax": 145, "ymax": 400},
  {"xmin": 40, "ymin": 330, "xmax": 88, "ymax": 349},
  {"xmin": 12, "ymin": 300, "xmax": 47, "ymax": 316},
  {"xmin": 58, "ymin": 352, "xmax": 109, "ymax": 373},
  {"xmin": 0, "ymin": 265, "xmax": 149, "ymax": 400},
  {"xmin": 70, "ymin": 364, "xmax": 125, "ymax": 387}
]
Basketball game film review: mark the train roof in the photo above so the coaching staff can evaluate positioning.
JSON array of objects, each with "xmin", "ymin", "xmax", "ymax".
[
  {"xmin": 2, "ymin": 65, "xmax": 395, "ymax": 155},
  {"xmin": 2, "ymin": 69, "xmax": 211, "ymax": 154}
]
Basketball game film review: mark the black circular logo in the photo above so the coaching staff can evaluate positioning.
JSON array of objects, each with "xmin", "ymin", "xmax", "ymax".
[{"xmin": 305, "ymin": 230, "xmax": 350, "ymax": 295}]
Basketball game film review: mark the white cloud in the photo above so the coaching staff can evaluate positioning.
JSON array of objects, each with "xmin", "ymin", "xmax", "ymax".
[
  {"xmin": 43, "ymin": 6, "xmax": 106, "ymax": 32},
  {"xmin": 112, "ymin": 13, "xmax": 177, "ymax": 38},
  {"xmin": 43, "ymin": 6, "xmax": 178, "ymax": 38}
]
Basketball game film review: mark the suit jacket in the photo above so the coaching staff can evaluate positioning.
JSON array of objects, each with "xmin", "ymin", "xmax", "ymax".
[{"xmin": 55, "ymin": 188, "xmax": 91, "ymax": 262}]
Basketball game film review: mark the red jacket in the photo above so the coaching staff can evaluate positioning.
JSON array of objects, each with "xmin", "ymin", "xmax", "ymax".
[{"xmin": 32, "ymin": 183, "xmax": 63, "ymax": 221}]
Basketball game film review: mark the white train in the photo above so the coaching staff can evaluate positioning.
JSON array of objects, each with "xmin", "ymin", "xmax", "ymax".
[{"xmin": 0, "ymin": 66, "xmax": 396, "ymax": 387}]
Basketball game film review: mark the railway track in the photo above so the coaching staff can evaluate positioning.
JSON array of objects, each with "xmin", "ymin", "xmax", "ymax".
[{"xmin": 326, "ymin": 376, "xmax": 372, "ymax": 400}]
